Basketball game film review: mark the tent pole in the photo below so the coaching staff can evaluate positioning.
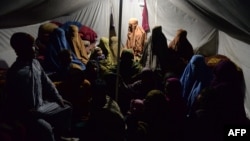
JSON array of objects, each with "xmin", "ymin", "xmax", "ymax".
[{"xmin": 115, "ymin": 0, "xmax": 123, "ymax": 102}]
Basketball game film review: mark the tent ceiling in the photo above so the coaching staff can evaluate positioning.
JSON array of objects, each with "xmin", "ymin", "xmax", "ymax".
[
  {"xmin": 0, "ymin": 0, "xmax": 99, "ymax": 28},
  {"xmin": 167, "ymin": 0, "xmax": 250, "ymax": 44}
]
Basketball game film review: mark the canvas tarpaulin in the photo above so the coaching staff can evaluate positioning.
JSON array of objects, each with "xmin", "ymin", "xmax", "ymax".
[{"xmin": 0, "ymin": 0, "xmax": 250, "ymax": 119}]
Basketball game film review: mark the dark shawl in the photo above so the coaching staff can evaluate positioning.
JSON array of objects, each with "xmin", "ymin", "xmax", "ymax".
[
  {"xmin": 210, "ymin": 59, "xmax": 246, "ymax": 124},
  {"xmin": 140, "ymin": 26, "xmax": 175, "ymax": 74},
  {"xmin": 168, "ymin": 29, "xmax": 194, "ymax": 63}
]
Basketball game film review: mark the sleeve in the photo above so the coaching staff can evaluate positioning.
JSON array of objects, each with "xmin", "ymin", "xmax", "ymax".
[{"xmin": 40, "ymin": 61, "xmax": 63, "ymax": 102}]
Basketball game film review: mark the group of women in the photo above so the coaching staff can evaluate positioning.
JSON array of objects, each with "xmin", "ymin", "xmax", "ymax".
[{"xmin": 0, "ymin": 20, "xmax": 248, "ymax": 141}]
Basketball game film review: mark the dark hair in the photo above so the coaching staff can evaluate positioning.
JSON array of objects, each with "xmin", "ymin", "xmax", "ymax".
[{"xmin": 10, "ymin": 32, "xmax": 34, "ymax": 52}]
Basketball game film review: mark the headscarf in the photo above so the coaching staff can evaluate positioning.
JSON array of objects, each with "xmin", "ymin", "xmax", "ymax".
[
  {"xmin": 67, "ymin": 25, "xmax": 89, "ymax": 65},
  {"xmin": 97, "ymin": 37, "xmax": 110, "ymax": 61},
  {"xmin": 79, "ymin": 25, "xmax": 98, "ymax": 44},
  {"xmin": 165, "ymin": 77, "xmax": 182, "ymax": 100},
  {"xmin": 129, "ymin": 99, "xmax": 144, "ymax": 115},
  {"xmin": 164, "ymin": 77, "xmax": 187, "ymax": 119},
  {"xmin": 36, "ymin": 22, "xmax": 58, "ymax": 57},
  {"xmin": 120, "ymin": 49, "xmax": 142, "ymax": 84},
  {"xmin": 126, "ymin": 18, "xmax": 147, "ymax": 57},
  {"xmin": 180, "ymin": 54, "xmax": 212, "ymax": 111},
  {"xmin": 168, "ymin": 29, "xmax": 194, "ymax": 63},
  {"xmin": 141, "ymin": 26, "xmax": 173, "ymax": 73},
  {"xmin": 60, "ymin": 21, "xmax": 82, "ymax": 34},
  {"xmin": 120, "ymin": 48, "xmax": 134, "ymax": 62},
  {"xmin": 96, "ymin": 37, "xmax": 115, "ymax": 73},
  {"xmin": 44, "ymin": 28, "xmax": 85, "ymax": 72},
  {"xmin": 210, "ymin": 59, "xmax": 241, "ymax": 88},
  {"xmin": 144, "ymin": 89, "xmax": 168, "ymax": 119},
  {"xmin": 210, "ymin": 59, "xmax": 246, "ymax": 124}
]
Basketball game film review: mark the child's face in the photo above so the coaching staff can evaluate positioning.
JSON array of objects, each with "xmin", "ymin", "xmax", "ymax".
[{"xmin": 97, "ymin": 50, "xmax": 103, "ymax": 56}]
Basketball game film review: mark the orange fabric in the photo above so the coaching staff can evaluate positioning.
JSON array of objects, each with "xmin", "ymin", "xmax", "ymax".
[
  {"xmin": 126, "ymin": 18, "xmax": 147, "ymax": 57},
  {"xmin": 168, "ymin": 29, "xmax": 194, "ymax": 63},
  {"xmin": 205, "ymin": 54, "xmax": 230, "ymax": 68},
  {"xmin": 68, "ymin": 25, "xmax": 89, "ymax": 65}
]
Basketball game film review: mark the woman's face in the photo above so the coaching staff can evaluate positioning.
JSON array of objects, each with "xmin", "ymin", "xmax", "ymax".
[{"xmin": 128, "ymin": 20, "xmax": 138, "ymax": 32}]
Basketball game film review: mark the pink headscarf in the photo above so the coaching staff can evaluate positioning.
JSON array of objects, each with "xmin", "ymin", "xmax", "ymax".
[{"xmin": 79, "ymin": 25, "xmax": 98, "ymax": 44}]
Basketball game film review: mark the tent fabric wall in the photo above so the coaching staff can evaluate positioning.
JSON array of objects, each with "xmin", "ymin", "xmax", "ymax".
[
  {"xmin": 53, "ymin": 0, "xmax": 111, "ymax": 42},
  {"xmin": 0, "ymin": 0, "xmax": 250, "ymax": 119}
]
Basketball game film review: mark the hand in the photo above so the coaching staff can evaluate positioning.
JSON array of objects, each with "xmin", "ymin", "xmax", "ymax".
[
  {"xmin": 29, "ymin": 108, "xmax": 40, "ymax": 117},
  {"xmin": 62, "ymin": 99, "xmax": 72, "ymax": 106},
  {"xmin": 58, "ymin": 99, "xmax": 72, "ymax": 108}
]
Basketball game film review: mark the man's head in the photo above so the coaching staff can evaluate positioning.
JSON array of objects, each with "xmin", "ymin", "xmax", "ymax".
[{"xmin": 10, "ymin": 32, "xmax": 36, "ymax": 59}]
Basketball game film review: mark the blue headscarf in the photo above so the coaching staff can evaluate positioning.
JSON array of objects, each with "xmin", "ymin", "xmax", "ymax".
[
  {"xmin": 180, "ymin": 55, "xmax": 212, "ymax": 112},
  {"xmin": 44, "ymin": 27, "xmax": 85, "ymax": 73},
  {"xmin": 60, "ymin": 21, "xmax": 82, "ymax": 35}
]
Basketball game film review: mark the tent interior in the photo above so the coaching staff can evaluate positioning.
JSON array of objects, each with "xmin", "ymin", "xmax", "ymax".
[{"xmin": 1, "ymin": 0, "xmax": 250, "ymax": 123}]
